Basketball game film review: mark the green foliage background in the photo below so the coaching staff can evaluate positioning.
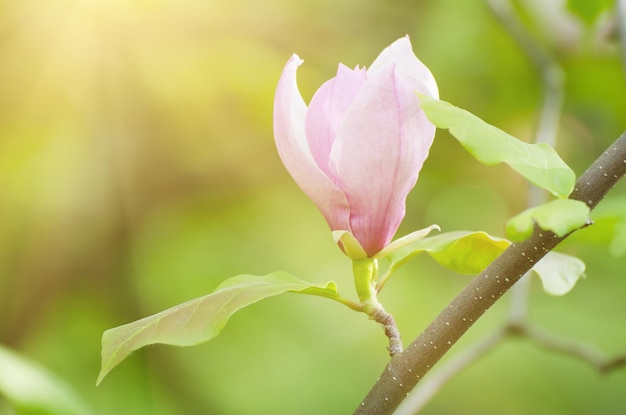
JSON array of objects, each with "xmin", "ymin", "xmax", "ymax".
[{"xmin": 0, "ymin": 0, "xmax": 624, "ymax": 413}]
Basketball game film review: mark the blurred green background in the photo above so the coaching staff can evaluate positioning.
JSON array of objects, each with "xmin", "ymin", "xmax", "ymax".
[{"xmin": 0, "ymin": 0, "xmax": 625, "ymax": 414}]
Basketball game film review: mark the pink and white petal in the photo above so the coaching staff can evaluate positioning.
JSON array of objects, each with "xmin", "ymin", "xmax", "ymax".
[
  {"xmin": 369, "ymin": 36, "xmax": 439, "ymax": 99},
  {"xmin": 273, "ymin": 54, "xmax": 351, "ymax": 232},
  {"xmin": 329, "ymin": 64, "xmax": 435, "ymax": 256},
  {"xmin": 305, "ymin": 64, "xmax": 367, "ymax": 180}
]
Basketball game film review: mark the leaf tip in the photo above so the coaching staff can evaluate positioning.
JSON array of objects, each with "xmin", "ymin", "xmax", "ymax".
[
  {"xmin": 96, "ymin": 357, "xmax": 119, "ymax": 386},
  {"xmin": 96, "ymin": 353, "xmax": 115, "ymax": 386},
  {"xmin": 95, "ymin": 371, "xmax": 106, "ymax": 387},
  {"xmin": 97, "ymin": 326, "xmax": 132, "ymax": 387}
]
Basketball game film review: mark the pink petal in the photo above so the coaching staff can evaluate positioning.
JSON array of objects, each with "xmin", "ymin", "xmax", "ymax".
[
  {"xmin": 273, "ymin": 55, "xmax": 350, "ymax": 232},
  {"xmin": 329, "ymin": 64, "xmax": 435, "ymax": 256},
  {"xmin": 369, "ymin": 36, "xmax": 439, "ymax": 99},
  {"xmin": 305, "ymin": 64, "xmax": 367, "ymax": 180}
]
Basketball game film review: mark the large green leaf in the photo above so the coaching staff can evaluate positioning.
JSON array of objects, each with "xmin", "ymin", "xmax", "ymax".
[
  {"xmin": 0, "ymin": 344, "xmax": 94, "ymax": 415},
  {"xmin": 530, "ymin": 251, "xmax": 586, "ymax": 295},
  {"xmin": 98, "ymin": 272, "xmax": 337, "ymax": 385},
  {"xmin": 505, "ymin": 199, "xmax": 590, "ymax": 241},
  {"xmin": 381, "ymin": 231, "xmax": 511, "ymax": 282},
  {"xmin": 419, "ymin": 96, "xmax": 575, "ymax": 198}
]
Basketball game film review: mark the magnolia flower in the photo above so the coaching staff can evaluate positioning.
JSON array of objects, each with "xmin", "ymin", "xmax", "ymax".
[{"xmin": 273, "ymin": 36, "xmax": 438, "ymax": 258}]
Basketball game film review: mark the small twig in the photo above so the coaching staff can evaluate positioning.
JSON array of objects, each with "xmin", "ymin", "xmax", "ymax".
[
  {"xmin": 509, "ymin": 323, "xmax": 626, "ymax": 374},
  {"xmin": 354, "ymin": 132, "xmax": 626, "ymax": 415},
  {"xmin": 371, "ymin": 307, "xmax": 403, "ymax": 356}
]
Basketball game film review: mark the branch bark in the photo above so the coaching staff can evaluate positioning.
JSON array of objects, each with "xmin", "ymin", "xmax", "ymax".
[
  {"xmin": 395, "ymin": 328, "xmax": 506, "ymax": 415},
  {"xmin": 354, "ymin": 131, "xmax": 626, "ymax": 414}
]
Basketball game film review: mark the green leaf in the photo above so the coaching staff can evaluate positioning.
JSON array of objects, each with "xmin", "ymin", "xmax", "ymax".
[
  {"xmin": 566, "ymin": 0, "xmax": 613, "ymax": 24},
  {"xmin": 419, "ymin": 96, "xmax": 575, "ymax": 198},
  {"xmin": 98, "ymin": 272, "xmax": 337, "ymax": 385},
  {"xmin": 423, "ymin": 232, "xmax": 511, "ymax": 274},
  {"xmin": 530, "ymin": 251, "xmax": 586, "ymax": 295},
  {"xmin": 505, "ymin": 199, "xmax": 590, "ymax": 241},
  {"xmin": 381, "ymin": 231, "xmax": 511, "ymax": 281},
  {"xmin": 0, "ymin": 344, "xmax": 94, "ymax": 415}
]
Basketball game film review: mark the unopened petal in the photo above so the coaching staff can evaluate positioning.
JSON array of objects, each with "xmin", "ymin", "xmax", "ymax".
[
  {"xmin": 273, "ymin": 55, "xmax": 350, "ymax": 232},
  {"xmin": 329, "ymin": 64, "xmax": 436, "ymax": 256},
  {"xmin": 369, "ymin": 36, "xmax": 439, "ymax": 99},
  {"xmin": 305, "ymin": 64, "xmax": 367, "ymax": 180}
]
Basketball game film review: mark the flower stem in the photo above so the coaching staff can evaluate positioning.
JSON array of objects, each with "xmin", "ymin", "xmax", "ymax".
[
  {"xmin": 353, "ymin": 258, "xmax": 403, "ymax": 355},
  {"xmin": 352, "ymin": 258, "xmax": 378, "ymax": 305}
]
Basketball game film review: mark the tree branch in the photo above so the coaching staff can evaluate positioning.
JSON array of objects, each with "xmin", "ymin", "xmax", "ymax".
[
  {"xmin": 354, "ymin": 131, "xmax": 626, "ymax": 415},
  {"xmin": 394, "ymin": 328, "xmax": 506, "ymax": 415}
]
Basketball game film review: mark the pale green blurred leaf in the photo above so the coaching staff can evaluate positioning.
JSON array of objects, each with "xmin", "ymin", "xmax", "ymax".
[
  {"xmin": 566, "ymin": 0, "xmax": 614, "ymax": 24},
  {"xmin": 587, "ymin": 195, "xmax": 626, "ymax": 256},
  {"xmin": 505, "ymin": 199, "xmax": 590, "ymax": 241},
  {"xmin": 0, "ymin": 344, "xmax": 93, "ymax": 415},
  {"xmin": 419, "ymin": 96, "xmax": 576, "ymax": 198},
  {"xmin": 531, "ymin": 251, "xmax": 586, "ymax": 295},
  {"xmin": 98, "ymin": 272, "xmax": 337, "ymax": 385},
  {"xmin": 382, "ymin": 231, "xmax": 511, "ymax": 279}
]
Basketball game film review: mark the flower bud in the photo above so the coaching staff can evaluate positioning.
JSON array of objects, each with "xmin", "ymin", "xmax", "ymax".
[{"xmin": 273, "ymin": 36, "xmax": 438, "ymax": 257}]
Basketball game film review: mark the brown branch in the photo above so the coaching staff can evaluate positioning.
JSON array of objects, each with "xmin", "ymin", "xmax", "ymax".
[
  {"xmin": 354, "ymin": 131, "xmax": 626, "ymax": 414},
  {"xmin": 395, "ymin": 328, "xmax": 506, "ymax": 415}
]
